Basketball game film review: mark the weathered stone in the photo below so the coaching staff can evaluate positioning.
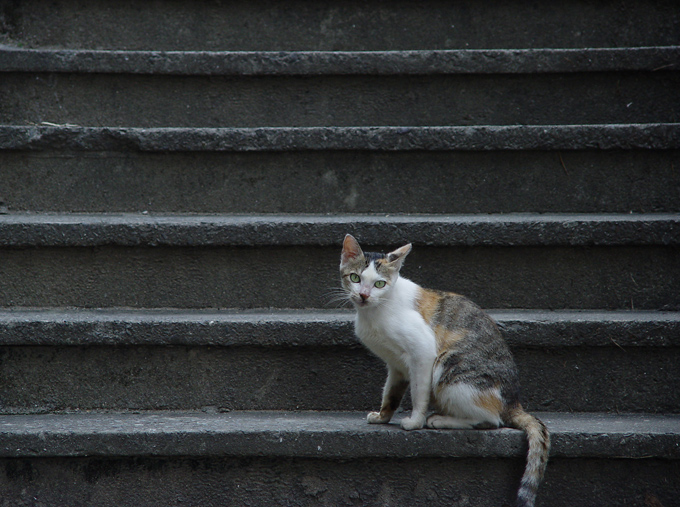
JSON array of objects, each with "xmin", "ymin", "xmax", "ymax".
[
  {"xmin": 0, "ymin": 243, "xmax": 677, "ymax": 310},
  {"xmin": 1, "ymin": 150, "xmax": 679, "ymax": 214},
  {"xmin": 0, "ymin": 213, "xmax": 677, "ymax": 247},
  {"xmin": 0, "ymin": 310, "xmax": 677, "ymax": 413},
  {"xmin": 0, "ymin": 411, "xmax": 678, "ymax": 458},
  {"xmin": 1, "ymin": 125, "xmax": 678, "ymax": 152},
  {"xmin": 2, "ymin": 72, "xmax": 678, "ymax": 128},
  {"xmin": 3, "ymin": 0, "xmax": 679, "ymax": 50},
  {"xmin": 0, "ymin": 455, "xmax": 677, "ymax": 507},
  {"xmin": 1, "ymin": 47, "xmax": 679, "ymax": 75}
]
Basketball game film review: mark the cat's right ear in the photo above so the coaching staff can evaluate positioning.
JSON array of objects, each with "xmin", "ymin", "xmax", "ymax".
[{"xmin": 341, "ymin": 234, "xmax": 363, "ymax": 267}]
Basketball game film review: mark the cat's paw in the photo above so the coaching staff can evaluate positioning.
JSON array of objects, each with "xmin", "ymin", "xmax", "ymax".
[
  {"xmin": 426, "ymin": 414, "xmax": 474, "ymax": 429},
  {"xmin": 400, "ymin": 415, "xmax": 425, "ymax": 431},
  {"xmin": 426, "ymin": 414, "xmax": 447, "ymax": 429},
  {"xmin": 367, "ymin": 411, "xmax": 391, "ymax": 424}
]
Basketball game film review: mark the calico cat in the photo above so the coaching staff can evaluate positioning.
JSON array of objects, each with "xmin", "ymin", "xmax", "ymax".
[{"xmin": 340, "ymin": 234, "xmax": 550, "ymax": 507}]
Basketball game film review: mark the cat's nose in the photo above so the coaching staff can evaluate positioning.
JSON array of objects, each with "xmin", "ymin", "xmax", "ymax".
[{"xmin": 360, "ymin": 293, "xmax": 369, "ymax": 302}]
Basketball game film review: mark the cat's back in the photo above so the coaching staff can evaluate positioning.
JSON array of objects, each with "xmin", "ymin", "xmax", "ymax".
[
  {"xmin": 417, "ymin": 286, "xmax": 520, "ymax": 401},
  {"xmin": 415, "ymin": 287, "xmax": 512, "ymax": 358},
  {"xmin": 416, "ymin": 287, "xmax": 496, "ymax": 335}
]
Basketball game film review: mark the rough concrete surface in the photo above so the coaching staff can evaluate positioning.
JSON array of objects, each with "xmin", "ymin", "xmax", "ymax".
[
  {"xmin": 2, "ymin": 47, "xmax": 679, "ymax": 76},
  {"xmin": 1, "ymin": 150, "xmax": 678, "ymax": 214},
  {"xmin": 2, "ymin": 0, "xmax": 679, "ymax": 50},
  {"xmin": 0, "ymin": 310, "xmax": 677, "ymax": 414},
  {"xmin": 0, "ymin": 413, "xmax": 678, "ymax": 506},
  {"xmin": 2, "ymin": 124, "xmax": 678, "ymax": 152},
  {"xmin": 0, "ymin": 455, "xmax": 677, "ymax": 507},
  {"xmin": 0, "ymin": 244, "xmax": 676, "ymax": 310},
  {"xmin": 2, "ymin": 72, "xmax": 678, "ymax": 128},
  {"xmin": 0, "ymin": 213, "xmax": 677, "ymax": 247},
  {"xmin": 1, "ymin": 308, "xmax": 677, "ymax": 348},
  {"xmin": 0, "ymin": 411, "xmax": 678, "ymax": 459},
  {"xmin": 0, "ymin": 344, "xmax": 677, "ymax": 414}
]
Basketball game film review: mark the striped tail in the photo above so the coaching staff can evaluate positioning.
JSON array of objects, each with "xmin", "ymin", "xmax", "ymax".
[{"xmin": 505, "ymin": 405, "xmax": 550, "ymax": 507}]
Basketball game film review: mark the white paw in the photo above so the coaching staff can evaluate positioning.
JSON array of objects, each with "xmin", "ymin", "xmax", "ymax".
[
  {"xmin": 367, "ymin": 411, "xmax": 390, "ymax": 424},
  {"xmin": 426, "ymin": 414, "xmax": 474, "ymax": 429},
  {"xmin": 400, "ymin": 416, "xmax": 425, "ymax": 431},
  {"xmin": 426, "ymin": 414, "xmax": 446, "ymax": 429}
]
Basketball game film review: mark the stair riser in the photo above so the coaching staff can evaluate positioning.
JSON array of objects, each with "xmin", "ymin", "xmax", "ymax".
[
  {"xmin": 2, "ymin": 150, "xmax": 678, "ymax": 214},
  {"xmin": 2, "ymin": 72, "xmax": 678, "ymax": 128},
  {"xmin": 0, "ymin": 456, "xmax": 676, "ymax": 507},
  {"xmin": 0, "ymin": 345, "xmax": 676, "ymax": 413},
  {"xmin": 5, "ymin": 0, "xmax": 679, "ymax": 50},
  {"xmin": 0, "ymin": 246, "xmax": 677, "ymax": 310}
]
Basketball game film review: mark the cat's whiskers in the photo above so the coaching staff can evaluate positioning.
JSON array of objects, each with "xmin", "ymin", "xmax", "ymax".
[{"xmin": 322, "ymin": 288, "xmax": 353, "ymax": 309}]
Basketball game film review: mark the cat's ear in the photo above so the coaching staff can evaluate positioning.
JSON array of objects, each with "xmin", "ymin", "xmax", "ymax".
[
  {"xmin": 341, "ymin": 234, "xmax": 364, "ymax": 267},
  {"xmin": 385, "ymin": 243, "xmax": 412, "ymax": 270}
]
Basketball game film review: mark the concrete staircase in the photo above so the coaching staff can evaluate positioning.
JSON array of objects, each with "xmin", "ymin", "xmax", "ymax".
[{"xmin": 1, "ymin": 1, "xmax": 679, "ymax": 506}]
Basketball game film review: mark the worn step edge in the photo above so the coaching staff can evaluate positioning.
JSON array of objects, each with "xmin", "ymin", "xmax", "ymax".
[
  {"xmin": 1, "ymin": 46, "xmax": 677, "ymax": 76},
  {"xmin": 0, "ymin": 411, "xmax": 677, "ymax": 459},
  {"xmin": 0, "ymin": 213, "xmax": 677, "ymax": 247},
  {"xmin": 0, "ymin": 308, "xmax": 677, "ymax": 348},
  {"xmin": 1, "ymin": 124, "xmax": 678, "ymax": 151}
]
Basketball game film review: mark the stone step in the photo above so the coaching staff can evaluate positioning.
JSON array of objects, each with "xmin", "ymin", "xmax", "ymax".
[
  {"xmin": 4, "ymin": 74, "xmax": 676, "ymax": 128},
  {"xmin": 1, "ymin": 124, "xmax": 677, "ymax": 214},
  {"xmin": 1, "ymin": 213, "xmax": 678, "ymax": 247},
  {"xmin": 3, "ymin": 47, "xmax": 679, "ymax": 75},
  {"xmin": 0, "ymin": 309, "xmax": 677, "ymax": 413},
  {"xmin": 3, "ymin": 0, "xmax": 678, "ymax": 51},
  {"xmin": 0, "ymin": 411, "xmax": 677, "ymax": 506},
  {"xmin": 2, "ymin": 48, "xmax": 677, "ymax": 127},
  {"xmin": 0, "ymin": 213, "xmax": 677, "ymax": 310},
  {"xmin": 4, "ymin": 124, "xmax": 677, "ymax": 151},
  {"xmin": 0, "ymin": 212, "xmax": 677, "ymax": 311}
]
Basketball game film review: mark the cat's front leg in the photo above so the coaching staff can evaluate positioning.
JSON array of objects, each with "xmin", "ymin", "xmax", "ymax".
[
  {"xmin": 400, "ymin": 358, "xmax": 434, "ymax": 431},
  {"xmin": 367, "ymin": 367, "xmax": 408, "ymax": 424}
]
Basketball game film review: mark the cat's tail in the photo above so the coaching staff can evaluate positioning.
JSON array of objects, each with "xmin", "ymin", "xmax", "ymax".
[{"xmin": 504, "ymin": 405, "xmax": 550, "ymax": 507}]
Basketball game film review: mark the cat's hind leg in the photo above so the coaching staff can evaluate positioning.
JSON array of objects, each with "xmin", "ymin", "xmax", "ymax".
[
  {"xmin": 426, "ymin": 414, "xmax": 475, "ymax": 429},
  {"xmin": 431, "ymin": 382, "xmax": 504, "ymax": 429}
]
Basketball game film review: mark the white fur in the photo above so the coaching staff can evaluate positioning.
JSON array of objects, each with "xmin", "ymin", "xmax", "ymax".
[
  {"xmin": 428, "ymin": 382, "xmax": 503, "ymax": 429},
  {"xmin": 352, "ymin": 269, "xmax": 437, "ymax": 430}
]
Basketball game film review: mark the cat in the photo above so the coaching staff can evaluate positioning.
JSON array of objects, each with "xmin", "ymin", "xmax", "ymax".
[{"xmin": 340, "ymin": 234, "xmax": 550, "ymax": 507}]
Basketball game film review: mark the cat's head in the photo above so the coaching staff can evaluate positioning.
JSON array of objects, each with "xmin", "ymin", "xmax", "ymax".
[{"xmin": 340, "ymin": 234, "xmax": 412, "ymax": 309}]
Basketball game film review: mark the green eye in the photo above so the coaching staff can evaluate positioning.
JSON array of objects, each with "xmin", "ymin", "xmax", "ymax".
[
  {"xmin": 349, "ymin": 273, "xmax": 361, "ymax": 283},
  {"xmin": 374, "ymin": 280, "xmax": 386, "ymax": 288}
]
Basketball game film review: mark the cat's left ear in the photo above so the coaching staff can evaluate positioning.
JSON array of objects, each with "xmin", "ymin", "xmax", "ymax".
[{"xmin": 385, "ymin": 243, "xmax": 412, "ymax": 270}]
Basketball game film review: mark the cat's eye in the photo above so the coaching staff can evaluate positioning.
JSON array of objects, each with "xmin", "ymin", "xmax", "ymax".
[
  {"xmin": 374, "ymin": 280, "xmax": 386, "ymax": 288},
  {"xmin": 349, "ymin": 273, "xmax": 361, "ymax": 283}
]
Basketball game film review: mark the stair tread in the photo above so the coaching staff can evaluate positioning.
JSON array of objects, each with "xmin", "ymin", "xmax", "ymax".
[
  {"xmin": 0, "ymin": 212, "xmax": 678, "ymax": 247},
  {"xmin": 2, "ymin": 46, "xmax": 678, "ymax": 75},
  {"xmin": 0, "ymin": 308, "xmax": 678, "ymax": 347},
  {"xmin": 0, "ymin": 411, "xmax": 677, "ymax": 459},
  {"xmin": 2, "ymin": 124, "xmax": 678, "ymax": 151}
]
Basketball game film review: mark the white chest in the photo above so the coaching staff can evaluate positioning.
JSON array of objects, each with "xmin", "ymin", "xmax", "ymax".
[
  {"xmin": 354, "ymin": 308, "xmax": 436, "ymax": 377},
  {"xmin": 355, "ymin": 315, "xmax": 410, "ymax": 374}
]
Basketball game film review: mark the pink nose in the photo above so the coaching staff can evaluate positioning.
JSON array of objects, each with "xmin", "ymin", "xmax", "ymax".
[{"xmin": 360, "ymin": 292, "xmax": 370, "ymax": 302}]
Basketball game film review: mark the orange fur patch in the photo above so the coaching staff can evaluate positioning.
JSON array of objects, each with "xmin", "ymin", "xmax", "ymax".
[
  {"xmin": 474, "ymin": 391, "xmax": 504, "ymax": 416},
  {"xmin": 416, "ymin": 288, "xmax": 440, "ymax": 323},
  {"xmin": 417, "ymin": 289, "xmax": 466, "ymax": 353},
  {"xmin": 433, "ymin": 326, "xmax": 466, "ymax": 353}
]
